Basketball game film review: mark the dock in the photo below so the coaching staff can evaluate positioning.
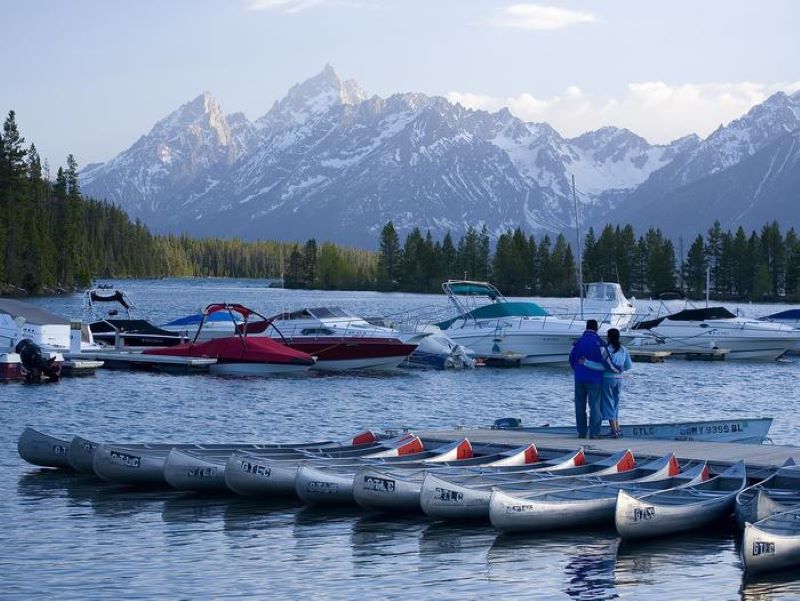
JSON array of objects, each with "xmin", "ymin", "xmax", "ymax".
[
  {"xmin": 629, "ymin": 349, "xmax": 671, "ymax": 363},
  {"xmin": 418, "ymin": 427, "xmax": 798, "ymax": 475},
  {"xmin": 66, "ymin": 351, "xmax": 216, "ymax": 374}
]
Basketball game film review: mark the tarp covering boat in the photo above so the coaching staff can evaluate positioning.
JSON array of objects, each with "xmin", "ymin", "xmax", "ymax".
[
  {"xmin": 144, "ymin": 337, "xmax": 315, "ymax": 366},
  {"xmin": 635, "ymin": 307, "xmax": 737, "ymax": 330}
]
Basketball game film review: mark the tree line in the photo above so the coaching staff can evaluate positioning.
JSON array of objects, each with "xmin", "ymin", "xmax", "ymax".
[{"xmin": 0, "ymin": 111, "xmax": 376, "ymax": 295}]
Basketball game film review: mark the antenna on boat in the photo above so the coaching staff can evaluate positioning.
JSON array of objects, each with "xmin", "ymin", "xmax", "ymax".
[{"xmin": 572, "ymin": 175, "xmax": 584, "ymax": 318}]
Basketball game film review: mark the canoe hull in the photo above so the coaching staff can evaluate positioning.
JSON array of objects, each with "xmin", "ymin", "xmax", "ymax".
[
  {"xmin": 352, "ymin": 467, "xmax": 424, "ymax": 512},
  {"xmin": 17, "ymin": 427, "xmax": 72, "ymax": 469},
  {"xmin": 615, "ymin": 489, "xmax": 736, "ymax": 540},
  {"xmin": 163, "ymin": 450, "xmax": 228, "ymax": 492},
  {"xmin": 295, "ymin": 465, "xmax": 355, "ymax": 504},
  {"xmin": 67, "ymin": 435, "xmax": 99, "ymax": 473},
  {"xmin": 92, "ymin": 445, "xmax": 168, "ymax": 486},
  {"xmin": 224, "ymin": 453, "xmax": 301, "ymax": 496},
  {"xmin": 419, "ymin": 473, "xmax": 493, "ymax": 520},
  {"xmin": 742, "ymin": 512, "xmax": 800, "ymax": 574}
]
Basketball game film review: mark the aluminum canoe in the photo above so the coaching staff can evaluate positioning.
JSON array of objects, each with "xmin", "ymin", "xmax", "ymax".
[
  {"xmin": 421, "ymin": 450, "xmax": 652, "ymax": 521},
  {"xmin": 615, "ymin": 460, "xmax": 747, "ymax": 540},
  {"xmin": 742, "ymin": 507, "xmax": 800, "ymax": 574},
  {"xmin": 17, "ymin": 427, "xmax": 73, "ymax": 469},
  {"xmin": 353, "ymin": 447, "xmax": 587, "ymax": 513},
  {"xmin": 735, "ymin": 461, "xmax": 800, "ymax": 527},
  {"xmin": 296, "ymin": 441, "xmax": 536, "ymax": 505},
  {"xmin": 498, "ymin": 417, "xmax": 773, "ymax": 444},
  {"xmin": 488, "ymin": 459, "xmax": 708, "ymax": 532}
]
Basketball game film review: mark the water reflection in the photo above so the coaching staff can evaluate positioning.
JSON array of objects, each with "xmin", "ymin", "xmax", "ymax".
[
  {"xmin": 489, "ymin": 530, "xmax": 620, "ymax": 600},
  {"xmin": 417, "ymin": 521, "xmax": 497, "ymax": 556},
  {"xmin": 741, "ymin": 571, "xmax": 800, "ymax": 600}
]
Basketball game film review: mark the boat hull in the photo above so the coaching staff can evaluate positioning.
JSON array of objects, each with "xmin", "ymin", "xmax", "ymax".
[
  {"xmin": 224, "ymin": 453, "xmax": 303, "ymax": 496},
  {"xmin": 163, "ymin": 449, "xmax": 229, "ymax": 492},
  {"xmin": 67, "ymin": 435, "xmax": 100, "ymax": 473},
  {"xmin": 742, "ymin": 511, "xmax": 800, "ymax": 574},
  {"xmin": 353, "ymin": 467, "xmax": 425, "ymax": 512},
  {"xmin": 615, "ymin": 488, "xmax": 737, "ymax": 540},
  {"xmin": 295, "ymin": 465, "xmax": 356, "ymax": 504},
  {"xmin": 420, "ymin": 473, "xmax": 492, "ymax": 519},
  {"xmin": 209, "ymin": 362, "xmax": 312, "ymax": 376},
  {"xmin": 17, "ymin": 427, "xmax": 72, "ymax": 469},
  {"xmin": 92, "ymin": 445, "xmax": 169, "ymax": 486}
]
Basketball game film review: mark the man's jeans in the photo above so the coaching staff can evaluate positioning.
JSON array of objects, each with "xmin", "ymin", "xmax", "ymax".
[{"xmin": 574, "ymin": 380, "xmax": 602, "ymax": 437}]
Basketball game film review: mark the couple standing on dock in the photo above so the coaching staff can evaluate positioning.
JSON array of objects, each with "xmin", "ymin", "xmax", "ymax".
[{"xmin": 569, "ymin": 319, "xmax": 632, "ymax": 439}]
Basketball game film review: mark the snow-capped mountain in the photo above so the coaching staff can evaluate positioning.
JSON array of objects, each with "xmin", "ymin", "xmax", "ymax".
[
  {"xmin": 80, "ymin": 67, "xmax": 800, "ymax": 246},
  {"xmin": 614, "ymin": 90, "xmax": 800, "ymax": 235}
]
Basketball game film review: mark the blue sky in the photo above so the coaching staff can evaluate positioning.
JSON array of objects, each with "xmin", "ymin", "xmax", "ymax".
[{"xmin": 3, "ymin": 0, "xmax": 799, "ymax": 168}]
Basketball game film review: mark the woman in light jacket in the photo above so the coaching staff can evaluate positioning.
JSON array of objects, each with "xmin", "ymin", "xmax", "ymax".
[{"xmin": 584, "ymin": 328, "xmax": 632, "ymax": 438}]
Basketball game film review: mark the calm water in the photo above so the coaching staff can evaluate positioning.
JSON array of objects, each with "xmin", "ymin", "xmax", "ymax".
[{"xmin": 2, "ymin": 279, "xmax": 800, "ymax": 600}]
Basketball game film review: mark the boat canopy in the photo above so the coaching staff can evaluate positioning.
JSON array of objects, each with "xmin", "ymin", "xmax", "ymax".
[
  {"xmin": 635, "ymin": 306, "xmax": 737, "ymax": 330},
  {"xmin": 163, "ymin": 312, "xmax": 239, "ymax": 327},
  {"xmin": 762, "ymin": 309, "xmax": 800, "ymax": 320},
  {"xmin": 278, "ymin": 307, "xmax": 355, "ymax": 320},
  {"xmin": 436, "ymin": 301, "xmax": 548, "ymax": 330},
  {"xmin": 445, "ymin": 281, "xmax": 501, "ymax": 299}
]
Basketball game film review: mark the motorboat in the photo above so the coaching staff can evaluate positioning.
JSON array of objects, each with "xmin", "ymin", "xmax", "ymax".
[
  {"xmin": 633, "ymin": 305, "xmax": 800, "ymax": 360},
  {"xmin": 167, "ymin": 304, "xmax": 423, "ymax": 371},
  {"xmin": 161, "ymin": 311, "xmax": 242, "ymax": 342},
  {"xmin": 84, "ymin": 287, "xmax": 187, "ymax": 348},
  {"xmin": 262, "ymin": 307, "xmax": 423, "ymax": 371},
  {"xmin": 365, "ymin": 318, "xmax": 475, "ymax": 370},
  {"xmin": 144, "ymin": 303, "xmax": 315, "ymax": 376},
  {"xmin": 0, "ymin": 298, "xmax": 91, "ymax": 352},
  {"xmin": 428, "ymin": 280, "xmax": 615, "ymax": 365},
  {"xmin": 581, "ymin": 282, "xmax": 636, "ymax": 329},
  {"xmin": 760, "ymin": 309, "xmax": 800, "ymax": 353}
]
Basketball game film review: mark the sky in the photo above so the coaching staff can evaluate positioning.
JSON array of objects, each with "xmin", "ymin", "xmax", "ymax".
[{"xmin": 3, "ymin": 0, "xmax": 799, "ymax": 169}]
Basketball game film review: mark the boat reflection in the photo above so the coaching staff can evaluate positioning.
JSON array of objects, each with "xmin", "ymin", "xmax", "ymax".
[
  {"xmin": 417, "ymin": 521, "xmax": 497, "ymax": 556},
  {"xmin": 488, "ymin": 530, "xmax": 620, "ymax": 600},
  {"xmin": 741, "ymin": 570, "xmax": 800, "ymax": 600}
]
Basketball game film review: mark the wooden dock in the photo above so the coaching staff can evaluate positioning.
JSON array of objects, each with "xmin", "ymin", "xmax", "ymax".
[
  {"xmin": 418, "ymin": 427, "xmax": 798, "ymax": 475},
  {"xmin": 65, "ymin": 351, "xmax": 216, "ymax": 374}
]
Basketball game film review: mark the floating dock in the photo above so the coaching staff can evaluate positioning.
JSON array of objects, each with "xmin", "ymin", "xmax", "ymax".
[
  {"xmin": 629, "ymin": 349, "xmax": 671, "ymax": 363},
  {"xmin": 66, "ymin": 351, "xmax": 216, "ymax": 374}
]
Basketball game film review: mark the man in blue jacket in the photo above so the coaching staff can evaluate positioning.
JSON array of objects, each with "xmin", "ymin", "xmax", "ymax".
[{"xmin": 569, "ymin": 319, "xmax": 617, "ymax": 438}]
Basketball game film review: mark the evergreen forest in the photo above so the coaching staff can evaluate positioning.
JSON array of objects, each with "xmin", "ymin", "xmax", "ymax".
[{"xmin": 2, "ymin": 109, "xmax": 799, "ymax": 302}]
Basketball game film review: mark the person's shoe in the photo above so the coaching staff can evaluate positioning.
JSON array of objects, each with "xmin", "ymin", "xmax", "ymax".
[
  {"xmin": 577, "ymin": 434, "xmax": 588, "ymax": 439},
  {"xmin": 610, "ymin": 431, "xmax": 620, "ymax": 439}
]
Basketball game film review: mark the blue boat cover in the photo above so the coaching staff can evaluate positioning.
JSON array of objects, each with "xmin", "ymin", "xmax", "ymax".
[
  {"xmin": 436, "ymin": 301, "xmax": 549, "ymax": 330},
  {"xmin": 762, "ymin": 309, "xmax": 800, "ymax": 320},
  {"xmin": 162, "ymin": 312, "xmax": 239, "ymax": 327}
]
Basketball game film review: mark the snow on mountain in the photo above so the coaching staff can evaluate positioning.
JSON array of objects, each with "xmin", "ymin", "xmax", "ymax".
[{"xmin": 80, "ymin": 67, "xmax": 800, "ymax": 246}]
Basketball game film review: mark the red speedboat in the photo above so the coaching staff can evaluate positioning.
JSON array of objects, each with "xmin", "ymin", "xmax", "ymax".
[
  {"xmin": 145, "ymin": 304, "xmax": 315, "ymax": 376},
  {"xmin": 238, "ymin": 306, "xmax": 422, "ymax": 371}
]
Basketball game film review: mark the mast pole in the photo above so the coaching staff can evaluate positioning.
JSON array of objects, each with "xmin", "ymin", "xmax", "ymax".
[{"xmin": 572, "ymin": 175, "xmax": 584, "ymax": 318}]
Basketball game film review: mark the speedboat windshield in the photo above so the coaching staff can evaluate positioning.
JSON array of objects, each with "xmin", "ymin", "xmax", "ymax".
[{"xmin": 586, "ymin": 283, "xmax": 625, "ymax": 303}]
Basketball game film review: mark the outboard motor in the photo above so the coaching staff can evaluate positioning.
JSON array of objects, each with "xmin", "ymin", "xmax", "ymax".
[{"xmin": 15, "ymin": 339, "xmax": 61, "ymax": 382}]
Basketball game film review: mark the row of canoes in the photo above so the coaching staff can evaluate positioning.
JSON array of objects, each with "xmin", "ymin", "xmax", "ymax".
[{"xmin": 18, "ymin": 427, "xmax": 800, "ymax": 574}]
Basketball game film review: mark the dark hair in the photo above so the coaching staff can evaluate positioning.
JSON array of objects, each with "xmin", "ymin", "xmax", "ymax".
[
  {"xmin": 608, "ymin": 328, "xmax": 621, "ymax": 351},
  {"xmin": 586, "ymin": 319, "xmax": 599, "ymax": 331}
]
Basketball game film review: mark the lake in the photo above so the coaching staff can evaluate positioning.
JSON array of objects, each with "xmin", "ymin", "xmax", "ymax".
[{"xmin": 2, "ymin": 278, "xmax": 799, "ymax": 599}]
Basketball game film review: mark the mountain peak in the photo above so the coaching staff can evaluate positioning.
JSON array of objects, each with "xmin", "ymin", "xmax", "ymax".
[{"xmin": 256, "ymin": 65, "xmax": 367, "ymax": 130}]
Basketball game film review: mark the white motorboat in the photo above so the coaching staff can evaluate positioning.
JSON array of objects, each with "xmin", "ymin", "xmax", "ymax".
[
  {"xmin": 634, "ymin": 306, "xmax": 800, "ymax": 360},
  {"xmin": 581, "ymin": 282, "xmax": 637, "ymax": 329},
  {"xmin": 0, "ymin": 298, "xmax": 97, "ymax": 353},
  {"xmin": 760, "ymin": 309, "xmax": 800, "ymax": 353},
  {"xmin": 429, "ymin": 281, "xmax": 618, "ymax": 366}
]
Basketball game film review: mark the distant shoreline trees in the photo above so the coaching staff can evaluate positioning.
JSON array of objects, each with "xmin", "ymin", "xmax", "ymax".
[{"xmin": 2, "ymin": 109, "xmax": 798, "ymax": 302}]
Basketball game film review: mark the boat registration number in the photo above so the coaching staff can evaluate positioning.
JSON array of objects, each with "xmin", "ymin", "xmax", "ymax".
[
  {"xmin": 752, "ymin": 542, "xmax": 775, "ymax": 556},
  {"xmin": 632, "ymin": 506, "xmax": 655, "ymax": 522},
  {"xmin": 52, "ymin": 444, "xmax": 68, "ymax": 456},
  {"xmin": 434, "ymin": 487, "xmax": 464, "ymax": 503},
  {"xmin": 239, "ymin": 461, "xmax": 271, "ymax": 477},
  {"xmin": 362, "ymin": 475, "xmax": 395, "ymax": 493},
  {"xmin": 109, "ymin": 450, "xmax": 141, "ymax": 468},
  {"xmin": 187, "ymin": 467, "xmax": 217, "ymax": 478}
]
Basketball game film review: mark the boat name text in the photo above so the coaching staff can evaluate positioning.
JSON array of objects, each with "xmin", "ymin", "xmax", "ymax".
[{"xmin": 109, "ymin": 450, "xmax": 141, "ymax": 468}]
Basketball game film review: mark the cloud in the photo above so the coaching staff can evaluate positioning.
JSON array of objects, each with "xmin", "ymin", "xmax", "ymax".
[
  {"xmin": 245, "ymin": 0, "xmax": 325, "ymax": 13},
  {"xmin": 447, "ymin": 81, "xmax": 800, "ymax": 143},
  {"xmin": 490, "ymin": 4, "xmax": 597, "ymax": 31}
]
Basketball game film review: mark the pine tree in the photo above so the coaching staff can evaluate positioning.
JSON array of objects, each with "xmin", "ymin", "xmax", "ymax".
[{"xmin": 377, "ymin": 221, "xmax": 402, "ymax": 290}]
